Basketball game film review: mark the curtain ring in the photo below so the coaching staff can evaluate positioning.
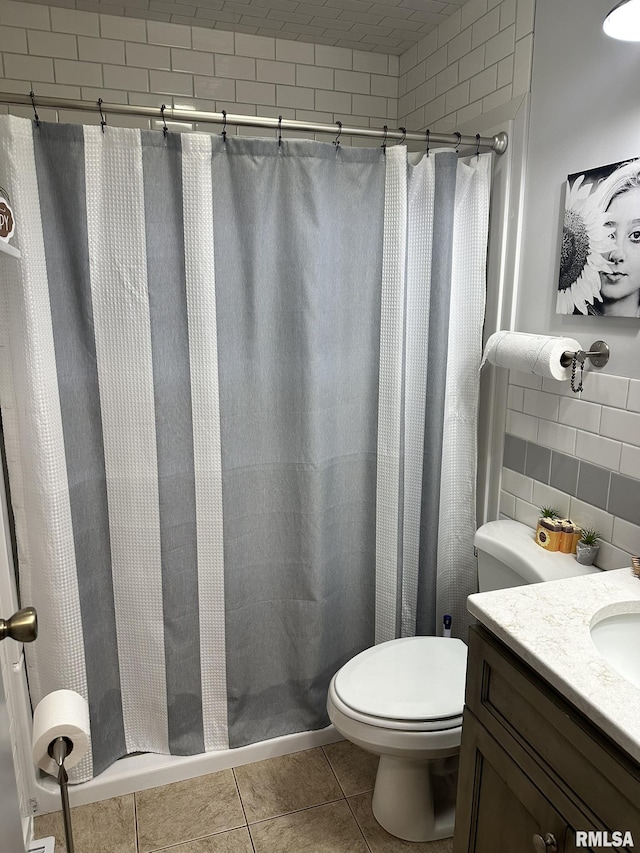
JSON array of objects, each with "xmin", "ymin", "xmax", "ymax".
[
  {"xmin": 277, "ymin": 115, "xmax": 282, "ymax": 147},
  {"xmin": 396, "ymin": 126, "xmax": 406, "ymax": 145},
  {"xmin": 475, "ymin": 133, "xmax": 481, "ymax": 159},
  {"xmin": 221, "ymin": 109, "xmax": 227, "ymax": 143},
  {"xmin": 29, "ymin": 90, "xmax": 40, "ymax": 128},
  {"xmin": 381, "ymin": 125, "xmax": 388, "ymax": 154},
  {"xmin": 454, "ymin": 131, "xmax": 462, "ymax": 152},
  {"xmin": 161, "ymin": 104, "xmax": 168, "ymax": 138},
  {"xmin": 333, "ymin": 120, "xmax": 342, "ymax": 147},
  {"xmin": 98, "ymin": 98, "xmax": 106, "ymax": 134},
  {"xmin": 425, "ymin": 128, "xmax": 430, "ymax": 157}
]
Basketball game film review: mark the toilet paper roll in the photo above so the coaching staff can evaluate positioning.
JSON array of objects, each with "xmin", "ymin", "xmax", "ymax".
[
  {"xmin": 481, "ymin": 331, "xmax": 582, "ymax": 381},
  {"xmin": 32, "ymin": 690, "xmax": 90, "ymax": 778}
]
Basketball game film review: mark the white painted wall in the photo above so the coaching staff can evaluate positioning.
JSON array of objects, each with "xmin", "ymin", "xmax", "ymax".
[
  {"xmin": 518, "ymin": 0, "xmax": 640, "ymax": 380},
  {"xmin": 493, "ymin": 0, "xmax": 640, "ymax": 560}
]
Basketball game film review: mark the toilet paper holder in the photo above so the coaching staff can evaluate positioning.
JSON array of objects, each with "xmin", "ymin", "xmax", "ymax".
[
  {"xmin": 49, "ymin": 736, "xmax": 75, "ymax": 853},
  {"xmin": 559, "ymin": 339, "xmax": 610, "ymax": 368}
]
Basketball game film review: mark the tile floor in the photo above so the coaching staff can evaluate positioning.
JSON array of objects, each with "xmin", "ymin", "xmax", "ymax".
[{"xmin": 34, "ymin": 742, "xmax": 454, "ymax": 853}]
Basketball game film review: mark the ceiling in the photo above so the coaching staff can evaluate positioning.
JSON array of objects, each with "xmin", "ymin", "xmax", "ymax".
[{"xmin": 36, "ymin": 0, "xmax": 466, "ymax": 55}]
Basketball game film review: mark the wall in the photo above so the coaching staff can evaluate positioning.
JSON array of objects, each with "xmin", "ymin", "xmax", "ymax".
[
  {"xmin": 517, "ymin": 0, "xmax": 640, "ymax": 379},
  {"xmin": 390, "ymin": 0, "xmax": 538, "ymax": 526},
  {"xmin": 0, "ymin": 0, "xmax": 398, "ymax": 139},
  {"xmin": 397, "ymin": 0, "xmax": 534, "ymax": 135},
  {"xmin": 501, "ymin": 370, "xmax": 640, "ymax": 567},
  {"xmin": 497, "ymin": 0, "xmax": 640, "ymax": 564},
  {"xmin": 391, "ymin": 1, "xmax": 537, "ymax": 524}
]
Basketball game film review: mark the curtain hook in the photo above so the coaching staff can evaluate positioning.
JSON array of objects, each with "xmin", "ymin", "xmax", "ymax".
[
  {"xmin": 277, "ymin": 115, "xmax": 282, "ymax": 147},
  {"xmin": 475, "ymin": 133, "xmax": 481, "ymax": 159},
  {"xmin": 161, "ymin": 104, "xmax": 168, "ymax": 138},
  {"xmin": 29, "ymin": 90, "xmax": 40, "ymax": 128},
  {"xmin": 396, "ymin": 126, "xmax": 406, "ymax": 145},
  {"xmin": 221, "ymin": 109, "xmax": 227, "ymax": 144},
  {"xmin": 454, "ymin": 131, "xmax": 462, "ymax": 152},
  {"xmin": 425, "ymin": 128, "xmax": 430, "ymax": 157},
  {"xmin": 333, "ymin": 120, "xmax": 342, "ymax": 148},
  {"xmin": 98, "ymin": 98, "xmax": 106, "ymax": 134},
  {"xmin": 381, "ymin": 125, "xmax": 388, "ymax": 155}
]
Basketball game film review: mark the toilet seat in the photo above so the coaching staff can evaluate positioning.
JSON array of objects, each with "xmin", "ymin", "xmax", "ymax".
[{"xmin": 332, "ymin": 636, "xmax": 467, "ymax": 732}]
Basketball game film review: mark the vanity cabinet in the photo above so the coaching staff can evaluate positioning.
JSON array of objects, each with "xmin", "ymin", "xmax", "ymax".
[{"xmin": 454, "ymin": 626, "xmax": 640, "ymax": 853}]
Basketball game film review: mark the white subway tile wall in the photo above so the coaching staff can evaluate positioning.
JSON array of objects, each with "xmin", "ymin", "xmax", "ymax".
[
  {"xmin": 397, "ymin": 0, "xmax": 534, "ymax": 134},
  {"xmin": 0, "ymin": 0, "xmax": 398, "ymax": 137},
  {"xmin": 0, "ymin": 0, "xmax": 539, "ymax": 139},
  {"xmin": 501, "ymin": 370, "xmax": 640, "ymax": 569},
  {"xmin": 1, "ymin": 0, "xmax": 477, "ymax": 54}
]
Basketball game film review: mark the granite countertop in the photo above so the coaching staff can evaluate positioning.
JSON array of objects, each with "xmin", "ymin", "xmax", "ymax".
[{"xmin": 467, "ymin": 567, "xmax": 640, "ymax": 763}]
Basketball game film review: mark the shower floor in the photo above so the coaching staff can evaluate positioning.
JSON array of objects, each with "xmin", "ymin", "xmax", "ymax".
[{"xmin": 33, "ymin": 741, "xmax": 454, "ymax": 853}]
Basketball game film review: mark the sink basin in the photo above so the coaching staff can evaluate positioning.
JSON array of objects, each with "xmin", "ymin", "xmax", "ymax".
[{"xmin": 590, "ymin": 604, "xmax": 640, "ymax": 689}]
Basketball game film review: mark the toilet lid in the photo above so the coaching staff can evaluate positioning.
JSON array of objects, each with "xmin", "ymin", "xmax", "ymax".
[{"xmin": 333, "ymin": 636, "xmax": 467, "ymax": 722}]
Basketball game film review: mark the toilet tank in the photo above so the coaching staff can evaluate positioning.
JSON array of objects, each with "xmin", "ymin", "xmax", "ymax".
[{"xmin": 474, "ymin": 519, "xmax": 601, "ymax": 592}]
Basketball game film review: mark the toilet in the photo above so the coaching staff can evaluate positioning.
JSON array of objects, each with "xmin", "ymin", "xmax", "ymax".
[{"xmin": 326, "ymin": 519, "xmax": 601, "ymax": 842}]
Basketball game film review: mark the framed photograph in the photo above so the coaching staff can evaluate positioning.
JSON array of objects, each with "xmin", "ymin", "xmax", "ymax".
[{"xmin": 557, "ymin": 157, "xmax": 640, "ymax": 317}]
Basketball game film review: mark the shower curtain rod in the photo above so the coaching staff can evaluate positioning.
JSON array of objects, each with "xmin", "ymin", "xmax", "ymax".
[{"xmin": 0, "ymin": 91, "xmax": 509, "ymax": 154}]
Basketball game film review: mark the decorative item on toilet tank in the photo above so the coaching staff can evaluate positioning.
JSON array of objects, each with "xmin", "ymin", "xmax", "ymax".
[{"xmin": 557, "ymin": 157, "xmax": 640, "ymax": 318}]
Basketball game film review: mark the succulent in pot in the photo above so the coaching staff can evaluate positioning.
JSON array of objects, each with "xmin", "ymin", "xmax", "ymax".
[
  {"xmin": 539, "ymin": 506, "xmax": 560, "ymax": 519},
  {"xmin": 576, "ymin": 528, "xmax": 601, "ymax": 565}
]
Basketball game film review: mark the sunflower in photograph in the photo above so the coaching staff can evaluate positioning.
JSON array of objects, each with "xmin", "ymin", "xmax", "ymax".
[{"xmin": 557, "ymin": 174, "xmax": 612, "ymax": 314}]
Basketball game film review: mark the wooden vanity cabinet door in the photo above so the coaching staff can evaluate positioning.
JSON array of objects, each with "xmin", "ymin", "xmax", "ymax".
[{"xmin": 453, "ymin": 709, "xmax": 574, "ymax": 853}]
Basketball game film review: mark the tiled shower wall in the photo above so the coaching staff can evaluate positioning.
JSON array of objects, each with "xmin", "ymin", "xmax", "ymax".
[
  {"xmin": 0, "ymin": 0, "xmax": 398, "ymax": 137},
  {"xmin": 499, "ymin": 369, "xmax": 640, "ymax": 571},
  {"xmin": 397, "ymin": 0, "xmax": 534, "ymax": 134}
]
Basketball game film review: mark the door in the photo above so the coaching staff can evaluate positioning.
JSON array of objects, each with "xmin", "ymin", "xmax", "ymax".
[
  {"xmin": 0, "ymin": 418, "xmax": 29, "ymax": 851},
  {"xmin": 0, "ymin": 666, "xmax": 25, "ymax": 852},
  {"xmin": 1, "ymin": 607, "xmax": 37, "ymax": 853},
  {"xmin": 454, "ymin": 710, "xmax": 573, "ymax": 853},
  {"xmin": 0, "ymin": 605, "xmax": 37, "ymax": 852}
]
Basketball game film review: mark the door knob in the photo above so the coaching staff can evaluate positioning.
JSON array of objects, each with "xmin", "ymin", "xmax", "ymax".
[
  {"xmin": 532, "ymin": 833, "xmax": 558, "ymax": 853},
  {"xmin": 0, "ymin": 606, "xmax": 38, "ymax": 643}
]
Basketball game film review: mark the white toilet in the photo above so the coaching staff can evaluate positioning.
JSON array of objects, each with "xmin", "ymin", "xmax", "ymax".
[{"xmin": 326, "ymin": 519, "xmax": 600, "ymax": 842}]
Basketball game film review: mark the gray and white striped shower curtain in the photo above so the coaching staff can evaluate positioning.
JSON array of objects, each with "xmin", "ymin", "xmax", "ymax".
[{"xmin": 0, "ymin": 115, "xmax": 490, "ymax": 782}]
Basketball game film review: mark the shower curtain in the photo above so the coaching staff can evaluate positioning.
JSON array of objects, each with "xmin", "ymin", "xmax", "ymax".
[{"xmin": 0, "ymin": 115, "xmax": 490, "ymax": 782}]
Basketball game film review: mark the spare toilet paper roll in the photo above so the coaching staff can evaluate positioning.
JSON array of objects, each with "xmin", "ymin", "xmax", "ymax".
[
  {"xmin": 32, "ymin": 689, "xmax": 90, "ymax": 778},
  {"xmin": 481, "ymin": 331, "xmax": 581, "ymax": 381}
]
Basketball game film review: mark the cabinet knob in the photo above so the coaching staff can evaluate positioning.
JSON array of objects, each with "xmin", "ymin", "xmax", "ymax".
[{"xmin": 532, "ymin": 833, "xmax": 558, "ymax": 853}]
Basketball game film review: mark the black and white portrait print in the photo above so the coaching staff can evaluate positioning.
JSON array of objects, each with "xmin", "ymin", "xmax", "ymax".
[{"xmin": 558, "ymin": 158, "xmax": 640, "ymax": 317}]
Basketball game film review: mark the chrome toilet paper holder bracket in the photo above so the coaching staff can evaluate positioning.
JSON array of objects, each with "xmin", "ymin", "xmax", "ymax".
[{"xmin": 560, "ymin": 339, "xmax": 610, "ymax": 369}]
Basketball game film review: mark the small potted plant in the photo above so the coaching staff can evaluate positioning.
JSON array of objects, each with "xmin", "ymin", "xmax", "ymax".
[
  {"xmin": 539, "ymin": 506, "xmax": 560, "ymax": 519},
  {"xmin": 576, "ymin": 528, "xmax": 601, "ymax": 565}
]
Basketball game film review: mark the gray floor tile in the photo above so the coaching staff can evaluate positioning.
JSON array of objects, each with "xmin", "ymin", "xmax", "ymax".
[
  {"xmin": 249, "ymin": 800, "xmax": 370, "ymax": 853},
  {"xmin": 147, "ymin": 826, "xmax": 254, "ymax": 852},
  {"xmin": 33, "ymin": 794, "xmax": 136, "ymax": 853},
  {"xmin": 234, "ymin": 747, "xmax": 343, "ymax": 823},
  {"xmin": 323, "ymin": 740, "xmax": 379, "ymax": 796},
  {"xmin": 136, "ymin": 770, "xmax": 245, "ymax": 853}
]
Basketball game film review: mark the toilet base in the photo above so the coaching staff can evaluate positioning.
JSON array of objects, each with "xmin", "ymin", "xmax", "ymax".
[{"xmin": 371, "ymin": 754, "xmax": 457, "ymax": 843}]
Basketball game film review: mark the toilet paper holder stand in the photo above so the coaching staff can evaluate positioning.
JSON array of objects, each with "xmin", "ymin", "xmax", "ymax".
[
  {"xmin": 559, "ymin": 339, "xmax": 610, "ymax": 368},
  {"xmin": 2, "ymin": 608, "xmax": 77, "ymax": 851},
  {"xmin": 49, "ymin": 736, "xmax": 75, "ymax": 853}
]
